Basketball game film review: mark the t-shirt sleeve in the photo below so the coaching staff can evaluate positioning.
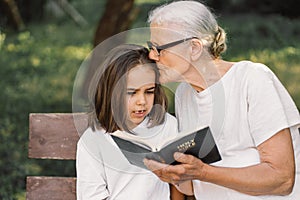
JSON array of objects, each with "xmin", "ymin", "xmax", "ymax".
[
  {"xmin": 246, "ymin": 63, "xmax": 300, "ymax": 146},
  {"xmin": 76, "ymin": 133, "xmax": 109, "ymax": 200}
]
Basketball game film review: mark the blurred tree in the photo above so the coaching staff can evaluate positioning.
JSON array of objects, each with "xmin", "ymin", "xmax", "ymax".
[
  {"xmin": 93, "ymin": 0, "xmax": 138, "ymax": 47},
  {"xmin": 52, "ymin": 0, "xmax": 88, "ymax": 27},
  {"xmin": 204, "ymin": 0, "xmax": 300, "ymax": 18},
  {"xmin": 0, "ymin": 0, "xmax": 45, "ymax": 31},
  {"xmin": 1, "ymin": 0, "xmax": 25, "ymax": 31},
  {"xmin": 78, "ymin": 0, "xmax": 139, "ymax": 102}
]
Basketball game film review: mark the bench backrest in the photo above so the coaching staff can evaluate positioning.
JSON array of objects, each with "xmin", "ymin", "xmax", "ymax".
[{"xmin": 26, "ymin": 113, "xmax": 88, "ymax": 200}]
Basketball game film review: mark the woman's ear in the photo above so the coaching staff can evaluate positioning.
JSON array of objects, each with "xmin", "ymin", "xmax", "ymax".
[{"xmin": 190, "ymin": 39, "xmax": 203, "ymax": 61}]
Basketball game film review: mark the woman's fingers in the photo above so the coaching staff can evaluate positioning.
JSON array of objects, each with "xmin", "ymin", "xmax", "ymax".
[
  {"xmin": 174, "ymin": 152, "xmax": 195, "ymax": 164},
  {"xmin": 144, "ymin": 158, "xmax": 181, "ymax": 183},
  {"xmin": 144, "ymin": 153, "xmax": 206, "ymax": 185},
  {"xmin": 143, "ymin": 158, "xmax": 168, "ymax": 172}
]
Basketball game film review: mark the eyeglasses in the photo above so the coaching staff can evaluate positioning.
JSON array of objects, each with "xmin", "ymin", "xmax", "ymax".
[{"xmin": 147, "ymin": 37, "xmax": 197, "ymax": 56}]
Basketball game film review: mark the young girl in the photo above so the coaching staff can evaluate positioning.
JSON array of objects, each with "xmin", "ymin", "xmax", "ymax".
[{"xmin": 76, "ymin": 44, "xmax": 181, "ymax": 199}]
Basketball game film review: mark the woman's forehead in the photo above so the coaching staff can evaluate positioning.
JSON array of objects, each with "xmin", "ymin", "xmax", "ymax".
[{"xmin": 150, "ymin": 23, "xmax": 186, "ymax": 43}]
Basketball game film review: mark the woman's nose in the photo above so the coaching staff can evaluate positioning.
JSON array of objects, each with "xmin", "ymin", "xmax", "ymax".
[{"xmin": 148, "ymin": 50, "xmax": 159, "ymax": 61}]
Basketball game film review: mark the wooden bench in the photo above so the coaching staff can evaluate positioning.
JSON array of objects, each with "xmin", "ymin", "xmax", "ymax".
[
  {"xmin": 26, "ymin": 113, "xmax": 196, "ymax": 200},
  {"xmin": 26, "ymin": 113, "xmax": 88, "ymax": 200}
]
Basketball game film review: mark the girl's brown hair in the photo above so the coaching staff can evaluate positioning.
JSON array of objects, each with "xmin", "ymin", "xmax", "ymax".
[{"xmin": 88, "ymin": 44, "xmax": 168, "ymax": 133}]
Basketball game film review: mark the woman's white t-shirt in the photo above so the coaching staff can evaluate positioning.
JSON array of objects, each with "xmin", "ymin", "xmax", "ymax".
[
  {"xmin": 175, "ymin": 61, "xmax": 300, "ymax": 200},
  {"xmin": 76, "ymin": 113, "xmax": 178, "ymax": 200}
]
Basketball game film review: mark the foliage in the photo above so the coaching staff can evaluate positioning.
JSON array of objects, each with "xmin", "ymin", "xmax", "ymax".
[
  {"xmin": 0, "ymin": 31, "xmax": 5, "ymax": 49},
  {"xmin": 0, "ymin": 1, "xmax": 299, "ymax": 199},
  {"xmin": 204, "ymin": 0, "xmax": 300, "ymax": 18},
  {"xmin": 220, "ymin": 14, "xmax": 300, "ymax": 105},
  {"xmin": 0, "ymin": 22, "xmax": 91, "ymax": 199}
]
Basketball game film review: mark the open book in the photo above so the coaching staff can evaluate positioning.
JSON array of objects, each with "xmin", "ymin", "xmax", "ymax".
[{"xmin": 111, "ymin": 126, "xmax": 221, "ymax": 170}]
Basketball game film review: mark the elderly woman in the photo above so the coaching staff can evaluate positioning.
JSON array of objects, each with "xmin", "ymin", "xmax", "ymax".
[{"xmin": 144, "ymin": 1, "xmax": 300, "ymax": 199}]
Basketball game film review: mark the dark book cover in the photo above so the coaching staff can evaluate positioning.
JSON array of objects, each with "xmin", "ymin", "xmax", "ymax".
[{"xmin": 111, "ymin": 126, "xmax": 221, "ymax": 169}]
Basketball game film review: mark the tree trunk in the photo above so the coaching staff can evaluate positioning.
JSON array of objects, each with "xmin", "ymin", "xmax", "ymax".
[
  {"xmin": 2, "ymin": 0, "xmax": 25, "ymax": 31},
  {"xmin": 53, "ymin": 0, "xmax": 88, "ymax": 27},
  {"xmin": 93, "ymin": 0, "xmax": 137, "ymax": 47},
  {"xmin": 76, "ymin": 0, "xmax": 138, "ymax": 103}
]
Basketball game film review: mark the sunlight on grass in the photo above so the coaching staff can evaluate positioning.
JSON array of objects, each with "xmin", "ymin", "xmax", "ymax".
[
  {"xmin": 30, "ymin": 56, "xmax": 41, "ymax": 67},
  {"xmin": 0, "ymin": 31, "xmax": 5, "ymax": 50},
  {"xmin": 17, "ymin": 31, "xmax": 31, "ymax": 42},
  {"xmin": 15, "ymin": 192, "xmax": 25, "ymax": 200},
  {"xmin": 63, "ymin": 45, "xmax": 91, "ymax": 60},
  {"xmin": 6, "ymin": 43, "xmax": 16, "ymax": 52}
]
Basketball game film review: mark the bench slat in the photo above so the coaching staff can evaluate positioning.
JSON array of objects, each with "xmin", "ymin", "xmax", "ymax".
[
  {"xmin": 28, "ymin": 113, "xmax": 88, "ymax": 160},
  {"xmin": 26, "ymin": 176, "xmax": 76, "ymax": 200}
]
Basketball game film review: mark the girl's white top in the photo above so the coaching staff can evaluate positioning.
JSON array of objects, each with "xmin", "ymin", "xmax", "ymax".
[
  {"xmin": 76, "ymin": 113, "xmax": 178, "ymax": 200},
  {"xmin": 175, "ymin": 61, "xmax": 300, "ymax": 200}
]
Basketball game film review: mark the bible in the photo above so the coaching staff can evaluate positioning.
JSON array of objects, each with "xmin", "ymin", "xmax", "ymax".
[{"xmin": 111, "ymin": 126, "xmax": 221, "ymax": 169}]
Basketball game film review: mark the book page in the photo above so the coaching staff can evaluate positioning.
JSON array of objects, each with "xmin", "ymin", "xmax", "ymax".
[
  {"xmin": 111, "ymin": 125, "xmax": 207, "ymax": 151},
  {"xmin": 111, "ymin": 131, "xmax": 155, "ymax": 151},
  {"xmin": 155, "ymin": 125, "xmax": 207, "ymax": 149}
]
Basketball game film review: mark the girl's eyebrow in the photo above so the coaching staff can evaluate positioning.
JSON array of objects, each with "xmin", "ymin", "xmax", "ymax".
[
  {"xmin": 127, "ymin": 86, "xmax": 156, "ymax": 91},
  {"xmin": 146, "ymin": 86, "xmax": 155, "ymax": 90}
]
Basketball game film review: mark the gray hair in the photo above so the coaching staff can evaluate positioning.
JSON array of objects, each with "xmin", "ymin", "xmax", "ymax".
[{"xmin": 148, "ymin": 0, "xmax": 227, "ymax": 58}]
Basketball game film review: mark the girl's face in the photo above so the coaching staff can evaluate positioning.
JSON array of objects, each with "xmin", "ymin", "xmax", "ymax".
[{"xmin": 126, "ymin": 65, "xmax": 155, "ymax": 127}]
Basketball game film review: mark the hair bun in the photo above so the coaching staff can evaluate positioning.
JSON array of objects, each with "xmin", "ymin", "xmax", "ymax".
[{"xmin": 210, "ymin": 26, "xmax": 227, "ymax": 58}]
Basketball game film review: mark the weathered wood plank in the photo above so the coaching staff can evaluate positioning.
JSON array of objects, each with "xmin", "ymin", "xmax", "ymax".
[
  {"xmin": 28, "ymin": 113, "xmax": 88, "ymax": 160},
  {"xmin": 26, "ymin": 176, "xmax": 76, "ymax": 200}
]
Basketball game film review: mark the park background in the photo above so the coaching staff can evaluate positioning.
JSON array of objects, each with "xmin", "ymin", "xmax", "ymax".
[{"xmin": 0, "ymin": 0, "xmax": 299, "ymax": 199}]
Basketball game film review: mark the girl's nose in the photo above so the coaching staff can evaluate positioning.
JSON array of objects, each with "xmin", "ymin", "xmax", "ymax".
[{"xmin": 136, "ymin": 94, "xmax": 146, "ymax": 105}]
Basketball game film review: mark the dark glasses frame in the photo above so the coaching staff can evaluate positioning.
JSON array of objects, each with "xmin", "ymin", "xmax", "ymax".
[{"xmin": 147, "ymin": 37, "xmax": 198, "ymax": 55}]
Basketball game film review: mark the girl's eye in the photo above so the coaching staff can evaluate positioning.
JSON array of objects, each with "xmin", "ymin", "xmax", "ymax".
[
  {"xmin": 127, "ymin": 91, "xmax": 136, "ymax": 95},
  {"xmin": 146, "ymin": 90, "xmax": 155, "ymax": 94}
]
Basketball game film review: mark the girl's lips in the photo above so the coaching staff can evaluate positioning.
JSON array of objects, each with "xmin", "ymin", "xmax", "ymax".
[{"xmin": 132, "ymin": 110, "xmax": 146, "ymax": 118}]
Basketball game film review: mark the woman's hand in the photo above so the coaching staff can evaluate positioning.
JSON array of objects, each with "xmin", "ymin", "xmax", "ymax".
[
  {"xmin": 145, "ymin": 128, "xmax": 295, "ymax": 196},
  {"xmin": 144, "ymin": 152, "xmax": 207, "ymax": 185}
]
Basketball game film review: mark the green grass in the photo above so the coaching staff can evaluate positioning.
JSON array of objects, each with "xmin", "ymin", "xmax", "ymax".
[{"xmin": 0, "ymin": 5, "xmax": 299, "ymax": 199}]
